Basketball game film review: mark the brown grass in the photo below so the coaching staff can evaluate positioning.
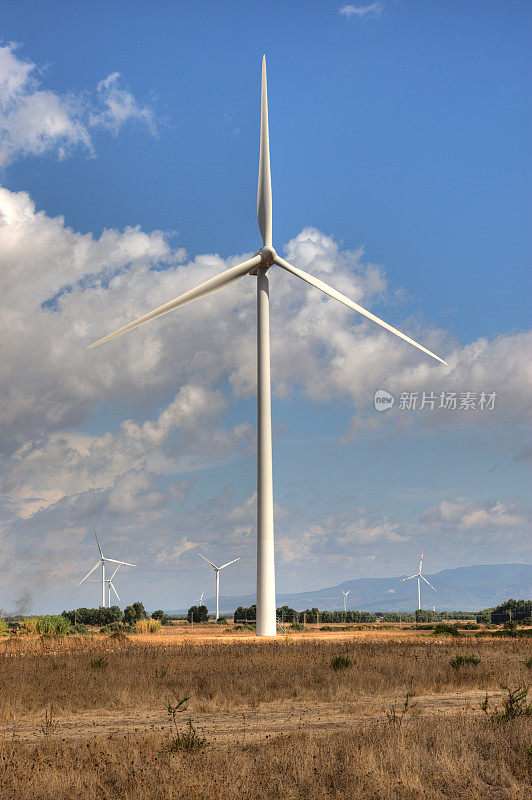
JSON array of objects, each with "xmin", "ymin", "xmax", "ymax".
[
  {"xmin": 1, "ymin": 634, "xmax": 529, "ymax": 719},
  {"xmin": 1, "ymin": 716, "xmax": 530, "ymax": 799}
]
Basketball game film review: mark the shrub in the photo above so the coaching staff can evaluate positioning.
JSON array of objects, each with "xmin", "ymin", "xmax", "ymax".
[
  {"xmin": 449, "ymin": 654, "xmax": 480, "ymax": 669},
  {"xmin": 165, "ymin": 697, "xmax": 208, "ymax": 753},
  {"xmin": 19, "ymin": 618, "xmax": 38, "ymax": 635},
  {"xmin": 216, "ymin": 617, "xmax": 227, "ymax": 625},
  {"xmin": 331, "ymin": 654, "xmax": 352, "ymax": 671},
  {"xmin": 18, "ymin": 616, "xmax": 71, "ymax": 636},
  {"xmin": 90, "ymin": 656, "xmax": 108, "ymax": 671},
  {"xmin": 100, "ymin": 622, "xmax": 122, "ymax": 633},
  {"xmin": 0, "ymin": 619, "xmax": 9, "ymax": 637},
  {"xmin": 135, "ymin": 617, "xmax": 162, "ymax": 634},
  {"xmin": 68, "ymin": 623, "xmax": 89, "ymax": 635},
  {"xmin": 108, "ymin": 630, "xmax": 129, "ymax": 643},
  {"xmin": 291, "ymin": 622, "xmax": 306, "ymax": 631},
  {"xmin": 484, "ymin": 686, "xmax": 532, "ymax": 723},
  {"xmin": 432, "ymin": 624, "xmax": 460, "ymax": 637}
]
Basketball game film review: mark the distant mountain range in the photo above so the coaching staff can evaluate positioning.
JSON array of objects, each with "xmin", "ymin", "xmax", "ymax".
[{"xmin": 170, "ymin": 564, "xmax": 532, "ymax": 615}]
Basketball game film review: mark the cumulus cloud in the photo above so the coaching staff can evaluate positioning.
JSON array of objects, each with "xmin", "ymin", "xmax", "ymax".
[
  {"xmin": 277, "ymin": 509, "xmax": 408, "ymax": 565},
  {"xmin": 0, "ymin": 43, "xmax": 155, "ymax": 166},
  {"xmin": 421, "ymin": 499, "xmax": 528, "ymax": 531}
]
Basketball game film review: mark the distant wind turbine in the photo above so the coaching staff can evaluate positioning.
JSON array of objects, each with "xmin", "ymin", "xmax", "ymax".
[
  {"xmin": 198, "ymin": 554, "xmax": 239, "ymax": 620},
  {"xmin": 197, "ymin": 589, "xmax": 205, "ymax": 606},
  {"xmin": 340, "ymin": 587, "xmax": 351, "ymax": 614},
  {"xmin": 400, "ymin": 552, "xmax": 436, "ymax": 610},
  {"xmin": 88, "ymin": 564, "xmax": 121, "ymax": 607},
  {"xmin": 79, "ymin": 530, "xmax": 135, "ymax": 608},
  {"xmin": 87, "ymin": 56, "xmax": 447, "ymax": 636}
]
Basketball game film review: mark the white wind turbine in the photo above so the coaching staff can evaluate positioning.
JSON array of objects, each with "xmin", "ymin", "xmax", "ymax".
[
  {"xmin": 79, "ymin": 531, "xmax": 136, "ymax": 608},
  {"xmin": 198, "ymin": 554, "xmax": 239, "ymax": 620},
  {"xmin": 88, "ymin": 565, "xmax": 121, "ymax": 607},
  {"xmin": 340, "ymin": 587, "xmax": 351, "ymax": 614},
  {"xmin": 197, "ymin": 589, "xmax": 205, "ymax": 606},
  {"xmin": 88, "ymin": 56, "xmax": 447, "ymax": 636},
  {"xmin": 400, "ymin": 551, "xmax": 436, "ymax": 610}
]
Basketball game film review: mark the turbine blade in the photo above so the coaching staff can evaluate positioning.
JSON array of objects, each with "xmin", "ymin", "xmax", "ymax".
[
  {"xmin": 346, "ymin": 589, "xmax": 351, "ymax": 596},
  {"xmin": 219, "ymin": 557, "xmax": 240, "ymax": 570},
  {"xmin": 421, "ymin": 575, "xmax": 436, "ymax": 591},
  {"xmin": 104, "ymin": 558, "xmax": 136, "ymax": 567},
  {"xmin": 110, "ymin": 565, "xmax": 120, "ymax": 580},
  {"xmin": 110, "ymin": 582, "xmax": 120, "ymax": 601},
  {"xmin": 257, "ymin": 55, "xmax": 272, "ymax": 246},
  {"xmin": 419, "ymin": 551, "xmax": 424, "ymax": 572},
  {"xmin": 274, "ymin": 256, "xmax": 447, "ymax": 365},
  {"xmin": 79, "ymin": 561, "xmax": 101, "ymax": 585},
  {"xmin": 198, "ymin": 553, "xmax": 218, "ymax": 570},
  {"xmin": 88, "ymin": 254, "xmax": 261, "ymax": 349},
  {"xmin": 400, "ymin": 575, "xmax": 417, "ymax": 582},
  {"xmin": 94, "ymin": 529, "xmax": 103, "ymax": 558}
]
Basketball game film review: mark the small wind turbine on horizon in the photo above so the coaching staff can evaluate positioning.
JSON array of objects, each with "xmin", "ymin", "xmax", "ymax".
[
  {"xmin": 400, "ymin": 552, "xmax": 436, "ymax": 610},
  {"xmin": 87, "ymin": 56, "xmax": 447, "ymax": 636},
  {"xmin": 198, "ymin": 554, "xmax": 239, "ymax": 620},
  {"xmin": 340, "ymin": 587, "xmax": 351, "ymax": 614},
  {"xmin": 197, "ymin": 589, "xmax": 205, "ymax": 606},
  {"xmin": 88, "ymin": 564, "xmax": 121, "ymax": 607},
  {"xmin": 79, "ymin": 531, "xmax": 136, "ymax": 608}
]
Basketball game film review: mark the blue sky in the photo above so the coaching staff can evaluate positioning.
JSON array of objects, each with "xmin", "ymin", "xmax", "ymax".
[{"xmin": 0, "ymin": 1, "xmax": 530, "ymax": 613}]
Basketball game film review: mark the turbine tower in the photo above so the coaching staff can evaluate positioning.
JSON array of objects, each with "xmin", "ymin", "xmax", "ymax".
[
  {"xmin": 198, "ymin": 554, "xmax": 239, "ymax": 620},
  {"xmin": 400, "ymin": 551, "xmax": 436, "ymax": 610},
  {"xmin": 88, "ymin": 56, "xmax": 447, "ymax": 636},
  {"xmin": 79, "ymin": 530, "xmax": 135, "ymax": 608},
  {"xmin": 340, "ymin": 587, "xmax": 351, "ymax": 614}
]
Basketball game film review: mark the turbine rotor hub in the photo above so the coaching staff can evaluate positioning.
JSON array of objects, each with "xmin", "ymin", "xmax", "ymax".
[{"xmin": 260, "ymin": 245, "xmax": 276, "ymax": 267}]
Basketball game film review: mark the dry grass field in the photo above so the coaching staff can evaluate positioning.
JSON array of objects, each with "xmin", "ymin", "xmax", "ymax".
[{"xmin": 1, "ymin": 629, "xmax": 530, "ymax": 798}]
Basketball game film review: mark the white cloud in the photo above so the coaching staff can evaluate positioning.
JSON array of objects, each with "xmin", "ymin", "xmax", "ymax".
[
  {"xmin": 339, "ymin": 2, "xmax": 384, "ymax": 19},
  {"xmin": 89, "ymin": 72, "xmax": 155, "ymax": 135},
  {"xmin": 0, "ymin": 43, "xmax": 155, "ymax": 166},
  {"xmin": 421, "ymin": 499, "xmax": 528, "ymax": 531}
]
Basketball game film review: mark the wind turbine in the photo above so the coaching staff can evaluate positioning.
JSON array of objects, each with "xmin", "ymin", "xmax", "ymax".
[
  {"xmin": 198, "ymin": 554, "xmax": 239, "ymax": 620},
  {"xmin": 400, "ymin": 551, "xmax": 436, "ymax": 610},
  {"xmin": 79, "ymin": 530, "xmax": 136, "ymax": 608},
  {"xmin": 88, "ymin": 565, "xmax": 121, "ymax": 607},
  {"xmin": 340, "ymin": 587, "xmax": 351, "ymax": 614},
  {"xmin": 87, "ymin": 56, "xmax": 447, "ymax": 636},
  {"xmin": 197, "ymin": 589, "xmax": 205, "ymax": 606}
]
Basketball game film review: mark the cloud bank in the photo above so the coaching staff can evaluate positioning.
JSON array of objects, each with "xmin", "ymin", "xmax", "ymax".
[{"xmin": 0, "ymin": 184, "xmax": 530, "ymax": 609}]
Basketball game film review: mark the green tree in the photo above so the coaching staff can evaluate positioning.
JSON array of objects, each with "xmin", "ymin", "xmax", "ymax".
[
  {"xmin": 151, "ymin": 609, "xmax": 165, "ymax": 620},
  {"xmin": 234, "ymin": 605, "xmax": 256, "ymax": 623},
  {"xmin": 415, "ymin": 609, "xmax": 440, "ymax": 623},
  {"xmin": 188, "ymin": 605, "xmax": 208, "ymax": 623},
  {"xmin": 123, "ymin": 605, "xmax": 137, "ymax": 626},
  {"xmin": 132, "ymin": 601, "xmax": 147, "ymax": 620}
]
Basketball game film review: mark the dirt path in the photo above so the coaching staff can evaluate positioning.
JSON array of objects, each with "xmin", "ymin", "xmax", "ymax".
[{"xmin": 0, "ymin": 690, "xmax": 500, "ymax": 744}]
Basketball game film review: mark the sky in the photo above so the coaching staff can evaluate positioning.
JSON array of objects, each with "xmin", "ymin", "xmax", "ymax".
[{"xmin": 0, "ymin": 0, "xmax": 530, "ymax": 614}]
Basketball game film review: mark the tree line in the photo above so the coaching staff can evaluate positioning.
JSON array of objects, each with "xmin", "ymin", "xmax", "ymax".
[{"xmin": 62, "ymin": 602, "xmax": 170, "ymax": 628}]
